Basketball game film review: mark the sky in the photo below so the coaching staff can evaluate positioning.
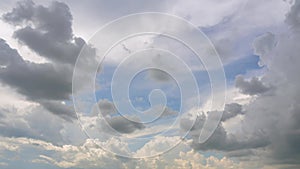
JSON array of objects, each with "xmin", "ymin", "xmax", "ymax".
[{"xmin": 0, "ymin": 0, "xmax": 300, "ymax": 168}]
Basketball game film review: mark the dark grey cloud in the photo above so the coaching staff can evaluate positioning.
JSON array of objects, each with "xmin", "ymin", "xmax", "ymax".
[
  {"xmin": 0, "ymin": 39, "xmax": 23, "ymax": 67},
  {"xmin": 0, "ymin": 52, "xmax": 72, "ymax": 101},
  {"xmin": 92, "ymin": 102, "xmax": 175, "ymax": 134},
  {"xmin": 235, "ymin": 75, "xmax": 271, "ymax": 95},
  {"xmin": 106, "ymin": 115, "xmax": 145, "ymax": 134},
  {"xmin": 98, "ymin": 99, "xmax": 117, "ymax": 116},
  {"xmin": 0, "ymin": 1, "xmax": 97, "ymax": 121},
  {"xmin": 181, "ymin": 113, "xmax": 269, "ymax": 152},
  {"xmin": 221, "ymin": 103, "xmax": 244, "ymax": 121},
  {"xmin": 2, "ymin": 0, "xmax": 84, "ymax": 64},
  {"xmin": 39, "ymin": 100, "xmax": 75, "ymax": 121},
  {"xmin": 0, "ymin": 39, "xmax": 74, "ymax": 120},
  {"xmin": 147, "ymin": 69, "xmax": 172, "ymax": 82},
  {"xmin": 85, "ymin": 103, "xmax": 146, "ymax": 135}
]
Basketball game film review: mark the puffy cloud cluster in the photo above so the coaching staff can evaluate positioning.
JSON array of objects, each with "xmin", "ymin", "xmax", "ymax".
[
  {"xmin": 238, "ymin": 0, "xmax": 300, "ymax": 164},
  {"xmin": 180, "ymin": 1, "xmax": 300, "ymax": 166}
]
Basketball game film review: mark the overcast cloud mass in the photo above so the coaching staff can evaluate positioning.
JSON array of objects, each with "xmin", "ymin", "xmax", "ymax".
[{"xmin": 0, "ymin": 0, "xmax": 300, "ymax": 169}]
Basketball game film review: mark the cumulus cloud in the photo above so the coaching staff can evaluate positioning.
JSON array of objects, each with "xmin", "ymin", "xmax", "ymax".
[
  {"xmin": 181, "ymin": 4, "xmax": 300, "ymax": 160},
  {"xmin": 190, "ymin": 1, "xmax": 300, "ymax": 165},
  {"xmin": 235, "ymin": 75, "xmax": 271, "ymax": 95}
]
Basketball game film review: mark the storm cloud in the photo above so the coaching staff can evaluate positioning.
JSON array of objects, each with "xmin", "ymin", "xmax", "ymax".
[
  {"xmin": 181, "ymin": 1, "xmax": 300, "ymax": 165},
  {"xmin": 2, "ymin": 0, "xmax": 84, "ymax": 64},
  {"xmin": 0, "ymin": 1, "xmax": 96, "ymax": 121}
]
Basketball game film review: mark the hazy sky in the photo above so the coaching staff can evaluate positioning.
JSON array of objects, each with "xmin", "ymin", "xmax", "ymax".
[{"xmin": 0, "ymin": 0, "xmax": 300, "ymax": 169}]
